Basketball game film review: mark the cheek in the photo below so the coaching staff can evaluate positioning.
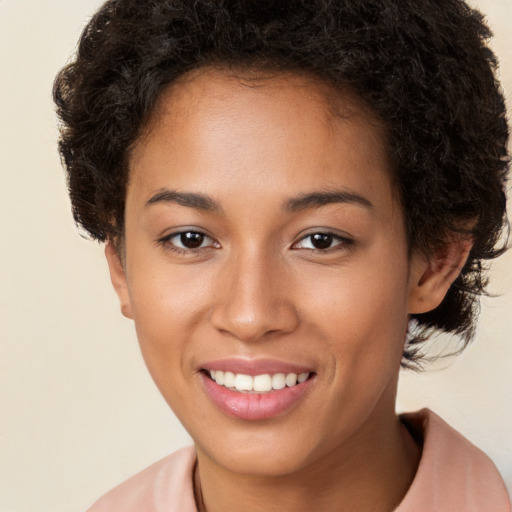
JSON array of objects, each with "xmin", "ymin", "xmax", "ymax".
[
  {"xmin": 125, "ymin": 255, "xmax": 212, "ymax": 377},
  {"xmin": 128, "ymin": 243, "xmax": 211, "ymax": 320},
  {"xmin": 298, "ymin": 252, "xmax": 410, "ymax": 370}
]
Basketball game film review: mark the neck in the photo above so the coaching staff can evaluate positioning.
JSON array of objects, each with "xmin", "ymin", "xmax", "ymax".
[{"xmin": 194, "ymin": 406, "xmax": 421, "ymax": 512}]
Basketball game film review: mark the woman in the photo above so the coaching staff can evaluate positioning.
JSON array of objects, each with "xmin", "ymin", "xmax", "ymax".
[{"xmin": 54, "ymin": 1, "xmax": 510, "ymax": 510}]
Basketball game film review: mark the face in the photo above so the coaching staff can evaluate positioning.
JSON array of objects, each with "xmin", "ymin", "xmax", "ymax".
[{"xmin": 108, "ymin": 68, "xmax": 435, "ymax": 476}]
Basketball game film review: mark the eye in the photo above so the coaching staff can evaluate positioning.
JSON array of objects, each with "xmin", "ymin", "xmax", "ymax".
[
  {"xmin": 293, "ymin": 232, "xmax": 352, "ymax": 251},
  {"xmin": 159, "ymin": 230, "xmax": 218, "ymax": 253},
  {"xmin": 173, "ymin": 231, "xmax": 209, "ymax": 249}
]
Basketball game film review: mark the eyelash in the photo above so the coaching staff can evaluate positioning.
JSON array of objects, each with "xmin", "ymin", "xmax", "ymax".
[
  {"xmin": 158, "ymin": 230, "xmax": 218, "ymax": 256},
  {"xmin": 157, "ymin": 230, "xmax": 354, "ymax": 255},
  {"xmin": 291, "ymin": 232, "xmax": 354, "ymax": 252}
]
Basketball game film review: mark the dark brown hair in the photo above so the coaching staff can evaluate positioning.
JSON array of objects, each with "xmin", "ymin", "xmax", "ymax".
[{"xmin": 54, "ymin": 0, "xmax": 509, "ymax": 367}]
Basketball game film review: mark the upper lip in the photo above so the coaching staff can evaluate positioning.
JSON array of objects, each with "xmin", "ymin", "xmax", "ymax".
[{"xmin": 200, "ymin": 358, "xmax": 314, "ymax": 376}]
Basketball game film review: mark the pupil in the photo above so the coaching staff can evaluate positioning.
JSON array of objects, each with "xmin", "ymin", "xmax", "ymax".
[
  {"xmin": 312, "ymin": 233, "xmax": 333, "ymax": 249},
  {"xmin": 181, "ymin": 232, "xmax": 204, "ymax": 249}
]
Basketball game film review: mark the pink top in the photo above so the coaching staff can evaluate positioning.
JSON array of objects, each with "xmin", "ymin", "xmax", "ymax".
[{"xmin": 87, "ymin": 409, "xmax": 510, "ymax": 511}]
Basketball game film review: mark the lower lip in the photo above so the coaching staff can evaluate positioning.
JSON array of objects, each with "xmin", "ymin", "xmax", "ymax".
[{"xmin": 200, "ymin": 373, "xmax": 315, "ymax": 421}]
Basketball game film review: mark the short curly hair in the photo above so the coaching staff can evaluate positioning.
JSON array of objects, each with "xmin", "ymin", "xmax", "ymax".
[{"xmin": 54, "ymin": 0, "xmax": 509, "ymax": 367}]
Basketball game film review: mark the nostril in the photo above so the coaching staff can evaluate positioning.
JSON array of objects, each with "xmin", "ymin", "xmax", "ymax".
[{"xmin": 210, "ymin": 303, "xmax": 300, "ymax": 343}]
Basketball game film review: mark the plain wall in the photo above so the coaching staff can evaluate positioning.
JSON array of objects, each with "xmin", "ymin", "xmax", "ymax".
[{"xmin": 0, "ymin": 1, "xmax": 510, "ymax": 510}]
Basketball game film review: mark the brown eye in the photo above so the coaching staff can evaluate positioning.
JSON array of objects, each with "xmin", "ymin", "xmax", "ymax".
[
  {"xmin": 293, "ymin": 231, "xmax": 353, "ymax": 252},
  {"xmin": 161, "ymin": 230, "xmax": 217, "ymax": 252},
  {"xmin": 310, "ymin": 233, "xmax": 334, "ymax": 250},
  {"xmin": 180, "ymin": 232, "xmax": 204, "ymax": 248}
]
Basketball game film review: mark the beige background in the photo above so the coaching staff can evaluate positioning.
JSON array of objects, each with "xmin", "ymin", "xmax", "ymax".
[{"xmin": 0, "ymin": 0, "xmax": 510, "ymax": 510}]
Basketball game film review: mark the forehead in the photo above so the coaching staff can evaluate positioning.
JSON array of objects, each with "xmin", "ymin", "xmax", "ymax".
[
  {"xmin": 145, "ymin": 66, "xmax": 384, "ymax": 141},
  {"xmin": 128, "ymin": 67, "xmax": 397, "ymax": 220},
  {"xmin": 156, "ymin": 67, "xmax": 352, "ymax": 113}
]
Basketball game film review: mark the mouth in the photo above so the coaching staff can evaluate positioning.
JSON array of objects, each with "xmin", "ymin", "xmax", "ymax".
[
  {"xmin": 202, "ymin": 369, "xmax": 312, "ymax": 394},
  {"xmin": 198, "ymin": 360, "xmax": 316, "ymax": 420}
]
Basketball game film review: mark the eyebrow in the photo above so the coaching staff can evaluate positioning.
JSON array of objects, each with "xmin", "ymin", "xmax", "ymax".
[
  {"xmin": 145, "ymin": 190, "xmax": 222, "ymax": 212},
  {"xmin": 284, "ymin": 190, "xmax": 374, "ymax": 212},
  {"xmin": 145, "ymin": 188, "xmax": 373, "ymax": 214}
]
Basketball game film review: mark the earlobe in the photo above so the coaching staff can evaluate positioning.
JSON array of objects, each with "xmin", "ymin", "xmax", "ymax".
[
  {"xmin": 408, "ymin": 238, "xmax": 472, "ymax": 314},
  {"xmin": 105, "ymin": 241, "xmax": 133, "ymax": 319}
]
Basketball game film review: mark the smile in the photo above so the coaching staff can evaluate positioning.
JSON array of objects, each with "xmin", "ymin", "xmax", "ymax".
[
  {"xmin": 207, "ymin": 370, "xmax": 310, "ymax": 393},
  {"xmin": 199, "ymin": 361, "xmax": 316, "ymax": 421}
]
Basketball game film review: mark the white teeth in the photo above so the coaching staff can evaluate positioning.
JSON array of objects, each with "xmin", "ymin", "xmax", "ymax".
[
  {"xmin": 234, "ymin": 374, "xmax": 253, "ymax": 392},
  {"xmin": 298, "ymin": 372, "xmax": 309, "ymax": 383},
  {"xmin": 215, "ymin": 370, "xmax": 225, "ymax": 385},
  {"xmin": 210, "ymin": 370, "xmax": 310, "ymax": 393},
  {"xmin": 224, "ymin": 371, "xmax": 236, "ymax": 388},
  {"xmin": 253, "ymin": 374, "xmax": 272, "ymax": 392},
  {"xmin": 285, "ymin": 373, "xmax": 297, "ymax": 387},
  {"xmin": 271, "ymin": 373, "xmax": 286, "ymax": 390}
]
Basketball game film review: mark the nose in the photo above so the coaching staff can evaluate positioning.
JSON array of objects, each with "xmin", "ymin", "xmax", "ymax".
[{"xmin": 210, "ymin": 250, "xmax": 300, "ymax": 343}]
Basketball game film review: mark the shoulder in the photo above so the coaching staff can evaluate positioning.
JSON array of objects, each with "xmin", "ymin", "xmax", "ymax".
[
  {"xmin": 397, "ymin": 408, "xmax": 511, "ymax": 512},
  {"xmin": 86, "ymin": 446, "xmax": 198, "ymax": 512}
]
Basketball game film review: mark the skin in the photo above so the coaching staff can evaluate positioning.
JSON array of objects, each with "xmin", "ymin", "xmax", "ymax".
[{"xmin": 106, "ymin": 68, "xmax": 470, "ymax": 512}]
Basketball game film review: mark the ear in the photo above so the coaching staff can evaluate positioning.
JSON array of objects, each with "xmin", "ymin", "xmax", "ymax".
[
  {"xmin": 408, "ymin": 238, "xmax": 472, "ymax": 314},
  {"xmin": 105, "ymin": 240, "xmax": 133, "ymax": 319}
]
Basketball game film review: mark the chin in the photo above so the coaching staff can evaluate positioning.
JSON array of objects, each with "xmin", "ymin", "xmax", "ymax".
[{"xmin": 193, "ymin": 422, "xmax": 332, "ymax": 477}]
